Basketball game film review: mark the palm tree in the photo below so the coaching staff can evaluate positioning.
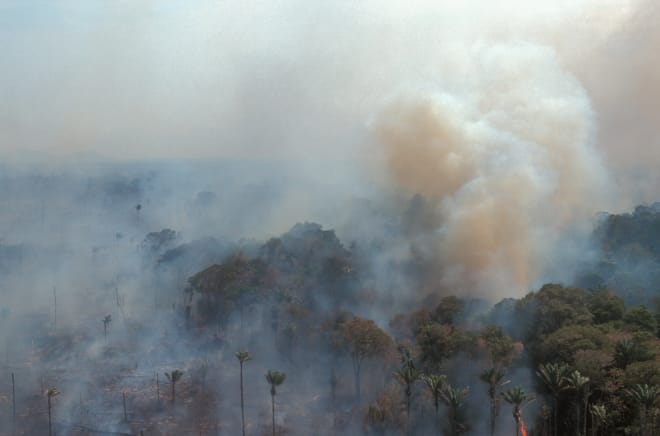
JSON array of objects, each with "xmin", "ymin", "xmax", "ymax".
[
  {"xmin": 421, "ymin": 373, "xmax": 446, "ymax": 435},
  {"xmin": 165, "ymin": 370, "xmax": 184, "ymax": 404},
  {"xmin": 566, "ymin": 370, "xmax": 590, "ymax": 436},
  {"xmin": 394, "ymin": 361, "xmax": 420, "ymax": 434},
  {"xmin": 103, "ymin": 315, "xmax": 112, "ymax": 340},
  {"xmin": 536, "ymin": 362, "xmax": 571, "ymax": 436},
  {"xmin": 589, "ymin": 404, "xmax": 608, "ymax": 436},
  {"xmin": 614, "ymin": 339, "xmax": 635, "ymax": 368},
  {"xmin": 624, "ymin": 383, "xmax": 660, "ymax": 435},
  {"xmin": 480, "ymin": 367, "xmax": 510, "ymax": 436},
  {"xmin": 235, "ymin": 350, "xmax": 252, "ymax": 436},
  {"xmin": 502, "ymin": 386, "xmax": 534, "ymax": 436},
  {"xmin": 265, "ymin": 370, "xmax": 286, "ymax": 436},
  {"xmin": 440, "ymin": 384, "xmax": 469, "ymax": 436},
  {"xmin": 47, "ymin": 387, "xmax": 60, "ymax": 436}
]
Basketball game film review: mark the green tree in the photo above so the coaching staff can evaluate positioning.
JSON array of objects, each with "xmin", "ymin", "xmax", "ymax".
[
  {"xmin": 624, "ymin": 383, "xmax": 660, "ymax": 435},
  {"xmin": 416, "ymin": 323, "xmax": 458, "ymax": 371},
  {"xmin": 394, "ymin": 358, "xmax": 420, "ymax": 433},
  {"xmin": 265, "ymin": 370, "xmax": 286, "ymax": 436},
  {"xmin": 480, "ymin": 367, "xmax": 510, "ymax": 436},
  {"xmin": 614, "ymin": 337, "xmax": 654, "ymax": 369},
  {"xmin": 432, "ymin": 296, "xmax": 464, "ymax": 325},
  {"xmin": 480, "ymin": 325, "xmax": 515, "ymax": 367},
  {"xmin": 536, "ymin": 362, "xmax": 571, "ymax": 436},
  {"xmin": 165, "ymin": 370, "xmax": 183, "ymax": 404},
  {"xmin": 566, "ymin": 370, "xmax": 590, "ymax": 436},
  {"xmin": 502, "ymin": 386, "xmax": 534, "ymax": 436},
  {"xmin": 440, "ymin": 384, "xmax": 469, "ymax": 436},
  {"xmin": 421, "ymin": 373, "xmax": 446, "ymax": 435},
  {"xmin": 235, "ymin": 350, "xmax": 252, "ymax": 436},
  {"xmin": 624, "ymin": 306, "xmax": 658, "ymax": 334},
  {"xmin": 336, "ymin": 316, "xmax": 392, "ymax": 401},
  {"xmin": 587, "ymin": 288, "xmax": 625, "ymax": 324},
  {"xmin": 589, "ymin": 404, "xmax": 608, "ymax": 436},
  {"xmin": 518, "ymin": 284, "xmax": 592, "ymax": 340},
  {"xmin": 46, "ymin": 387, "xmax": 60, "ymax": 436}
]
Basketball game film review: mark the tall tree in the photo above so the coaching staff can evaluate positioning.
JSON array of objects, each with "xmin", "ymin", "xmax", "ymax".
[
  {"xmin": 421, "ymin": 373, "xmax": 446, "ymax": 435},
  {"xmin": 336, "ymin": 316, "xmax": 392, "ymax": 401},
  {"xmin": 440, "ymin": 384, "xmax": 469, "ymax": 436},
  {"xmin": 480, "ymin": 367, "xmax": 510, "ymax": 436},
  {"xmin": 536, "ymin": 362, "xmax": 571, "ymax": 436},
  {"xmin": 265, "ymin": 370, "xmax": 286, "ymax": 436},
  {"xmin": 624, "ymin": 383, "xmax": 660, "ymax": 436},
  {"xmin": 566, "ymin": 370, "xmax": 590, "ymax": 436},
  {"xmin": 502, "ymin": 386, "xmax": 534, "ymax": 436},
  {"xmin": 165, "ymin": 370, "xmax": 183, "ymax": 404},
  {"xmin": 589, "ymin": 404, "xmax": 608, "ymax": 436},
  {"xmin": 47, "ymin": 387, "xmax": 60, "ymax": 436},
  {"xmin": 102, "ymin": 315, "xmax": 112, "ymax": 340},
  {"xmin": 235, "ymin": 350, "xmax": 252, "ymax": 436},
  {"xmin": 394, "ymin": 359, "xmax": 420, "ymax": 434}
]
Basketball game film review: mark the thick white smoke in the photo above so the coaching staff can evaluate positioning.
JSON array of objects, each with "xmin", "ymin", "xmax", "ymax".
[{"xmin": 372, "ymin": 41, "xmax": 609, "ymax": 297}]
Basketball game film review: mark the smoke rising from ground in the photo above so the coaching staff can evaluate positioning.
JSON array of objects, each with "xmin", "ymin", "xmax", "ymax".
[
  {"xmin": 372, "ymin": 42, "xmax": 608, "ymax": 296},
  {"xmin": 1, "ymin": 2, "xmax": 659, "ymax": 434},
  {"xmin": 1, "ymin": 0, "xmax": 658, "ymax": 294}
]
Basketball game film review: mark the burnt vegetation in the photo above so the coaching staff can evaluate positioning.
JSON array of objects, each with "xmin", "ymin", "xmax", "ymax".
[{"xmin": 1, "ymin": 169, "xmax": 660, "ymax": 435}]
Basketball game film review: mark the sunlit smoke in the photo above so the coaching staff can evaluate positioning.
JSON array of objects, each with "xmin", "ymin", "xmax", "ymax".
[{"xmin": 372, "ymin": 41, "xmax": 608, "ymax": 297}]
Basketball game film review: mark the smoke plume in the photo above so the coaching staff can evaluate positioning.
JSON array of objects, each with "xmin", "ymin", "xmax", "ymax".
[{"xmin": 372, "ymin": 41, "xmax": 608, "ymax": 297}]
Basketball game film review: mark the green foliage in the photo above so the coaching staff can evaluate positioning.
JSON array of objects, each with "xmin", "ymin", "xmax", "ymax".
[
  {"xmin": 624, "ymin": 305, "xmax": 658, "ymax": 334},
  {"xmin": 421, "ymin": 373, "xmax": 447, "ymax": 410},
  {"xmin": 440, "ymin": 383, "xmax": 470, "ymax": 436},
  {"xmin": 479, "ymin": 325, "xmax": 515, "ymax": 367},
  {"xmin": 587, "ymin": 288, "xmax": 625, "ymax": 324},
  {"xmin": 614, "ymin": 337, "xmax": 655, "ymax": 368},
  {"xmin": 536, "ymin": 324, "xmax": 606, "ymax": 364},
  {"xmin": 536, "ymin": 362, "xmax": 571, "ymax": 397},
  {"xmin": 502, "ymin": 385, "xmax": 534, "ymax": 434},
  {"xmin": 517, "ymin": 284, "xmax": 593, "ymax": 343},
  {"xmin": 416, "ymin": 323, "xmax": 466, "ymax": 369},
  {"xmin": 431, "ymin": 296, "xmax": 465, "ymax": 325},
  {"xmin": 265, "ymin": 370, "xmax": 286, "ymax": 396},
  {"xmin": 623, "ymin": 361, "xmax": 660, "ymax": 387},
  {"xmin": 235, "ymin": 350, "xmax": 252, "ymax": 364}
]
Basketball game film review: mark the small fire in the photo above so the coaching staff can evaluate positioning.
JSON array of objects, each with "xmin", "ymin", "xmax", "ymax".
[{"xmin": 520, "ymin": 417, "xmax": 528, "ymax": 436}]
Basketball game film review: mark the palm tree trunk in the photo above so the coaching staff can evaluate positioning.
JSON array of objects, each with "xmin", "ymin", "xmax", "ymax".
[
  {"xmin": 490, "ymin": 400, "xmax": 496, "ymax": 436},
  {"xmin": 576, "ymin": 402, "xmax": 580, "ymax": 436},
  {"xmin": 354, "ymin": 362, "xmax": 361, "ymax": 402},
  {"xmin": 271, "ymin": 393, "xmax": 276, "ymax": 436},
  {"xmin": 406, "ymin": 391, "xmax": 411, "ymax": 435},
  {"xmin": 172, "ymin": 381, "xmax": 175, "ymax": 404},
  {"xmin": 434, "ymin": 403, "xmax": 439, "ymax": 436},
  {"xmin": 583, "ymin": 398, "xmax": 588, "ymax": 436},
  {"xmin": 240, "ymin": 362, "xmax": 246, "ymax": 436},
  {"xmin": 48, "ymin": 395, "xmax": 52, "ymax": 436},
  {"xmin": 552, "ymin": 396, "xmax": 559, "ymax": 436}
]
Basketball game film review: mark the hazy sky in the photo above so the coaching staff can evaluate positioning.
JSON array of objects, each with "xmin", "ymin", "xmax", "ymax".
[{"xmin": 1, "ymin": 0, "xmax": 658, "ymax": 204}]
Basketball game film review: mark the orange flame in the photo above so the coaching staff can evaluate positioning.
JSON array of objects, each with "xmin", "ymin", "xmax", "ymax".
[{"xmin": 520, "ymin": 417, "xmax": 528, "ymax": 436}]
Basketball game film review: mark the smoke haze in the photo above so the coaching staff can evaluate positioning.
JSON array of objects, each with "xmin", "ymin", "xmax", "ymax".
[{"xmin": 1, "ymin": 0, "xmax": 658, "ymax": 295}]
